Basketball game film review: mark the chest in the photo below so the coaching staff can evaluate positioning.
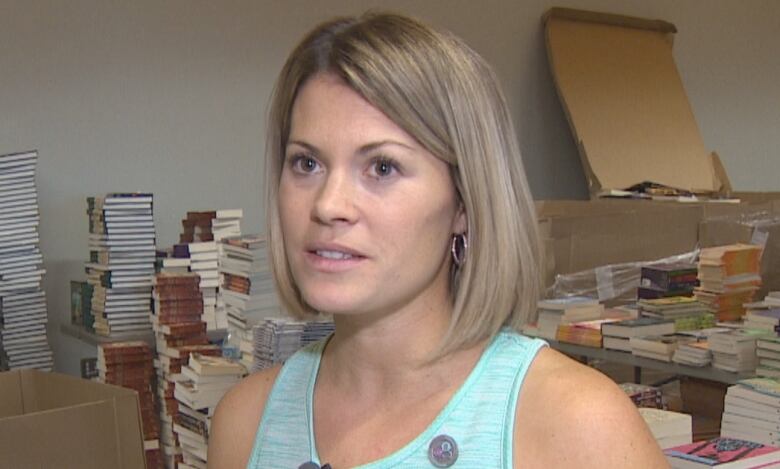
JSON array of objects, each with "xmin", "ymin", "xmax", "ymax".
[{"xmin": 312, "ymin": 384, "xmax": 454, "ymax": 468}]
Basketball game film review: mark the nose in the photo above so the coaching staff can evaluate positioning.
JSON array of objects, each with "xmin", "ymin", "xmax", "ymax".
[{"xmin": 312, "ymin": 169, "xmax": 358, "ymax": 225}]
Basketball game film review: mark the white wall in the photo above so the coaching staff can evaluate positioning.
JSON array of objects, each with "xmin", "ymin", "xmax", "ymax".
[{"xmin": 1, "ymin": 0, "xmax": 777, "ymax": 375}]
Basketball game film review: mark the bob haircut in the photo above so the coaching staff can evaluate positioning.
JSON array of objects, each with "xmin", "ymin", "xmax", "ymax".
[{"xmin": 265, "ymin": 12, "xmax": 542, "ymax": 356}]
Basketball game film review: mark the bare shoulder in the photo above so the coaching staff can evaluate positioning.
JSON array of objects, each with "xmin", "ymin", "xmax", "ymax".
[
  {"xmin": 207, "ymin": 365, "xmax": 283, "ymax": 469},
  {"xmin": 513, "ymin": 347, "xmax": 669, "ymax": 468}
]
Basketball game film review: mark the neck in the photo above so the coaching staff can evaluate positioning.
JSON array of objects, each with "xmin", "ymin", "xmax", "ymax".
[{"xmin": 318, "ymin": 289, "xmax": 484, "ymax": 401}]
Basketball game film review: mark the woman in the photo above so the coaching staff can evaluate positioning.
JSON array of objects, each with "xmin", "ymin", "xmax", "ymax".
[{"xmin": 209, "ymin": 12, "xmax": 668, "ymax": 468}]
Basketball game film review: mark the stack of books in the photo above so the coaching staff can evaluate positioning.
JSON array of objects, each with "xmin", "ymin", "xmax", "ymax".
[
  {"xmin": 639, "ymin": 262, "xmax": 698, "ymax": 299},
  {"xmin": 535, "ymin": 297, "xmax": 604, "ymax": 341},
  {"xmin": 670, "ymin": 327, "xmax": 732, "ymax": 367},
  {"xmin": 175, "ymin": 241, "xmax": 221, "ymax": 331},
  {"xmin": 638, "ymin": 296, "xmax": 715, "ymax": 331},
  {"xmin": 0, "ymin": 150, "xmax": 53, "ymax": 371},
  {"xmin": 556, "ymin": 318, "xmax": 621, "ymax": 348},
  {"xmin": 638, "ymin": 407, "xmax": 692, "ymax": 449},
  {"xmin": 150, "ymin": 271, "xmax": 211, "ymax": 468},
  {"xmin": 630, "ymin": 333, "xmax": 698, "ymax": 362},
  {"xmin": 673, "ymin": 341, "xmax": 713, "ymax": 367},
  {"xmin": 69, "ymin": 280, "xmax": 94, "ymax": 330},
  {"xmin": 173, "ymin": 353, "xmax": 246, "ymax": 468},
  {"xmin": 756, "ymin": 336, "xmax": 780, "ymax": 379},
  {"xmin": 601, "ymin": 317, "xmax": 675, "ymax": 352},
  {"xmin": 709, "ymin": 329, "xmax": 770, "ymax": 373},
  {"xmin": 252, "ymin": 317, "xmax": 334, "ymax": 372},
  {"xmin": 619, "ymin": 382, "xmax": 664, "ymax": 408},
  {"xmin": 178, "ymin": 210, "xmax": 231, "ymax": 331},
  {"xmin": 665, "ymin": 437, "xmax": 780, "ymax": 468},
  {"xmin": 695, "ymin": 243, "xmax": 763, "ymax": 322},
  {"xmin": 86, "ymin": 193, "xmax": 156, "ymax": 336},
  {"xmin": 219, "ymin": 235, "xmax": 282, "ymax": 369},
  {"xmin": 743, "ymin": 295, "xmax": 780, "ymax": 333},
  {"xmin": 98, "ymin": 341, "xmax": 162, "ymax": 468},
  {"xmin": 721, "ymin": 378, "xmax": 780, "ymax": 447},
  {"xmin": 179, "ymin": 209, "xmax": 242, "ymax": 243}
]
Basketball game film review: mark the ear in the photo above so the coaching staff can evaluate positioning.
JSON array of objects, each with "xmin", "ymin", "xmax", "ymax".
[{"xmin": 452, "ymin": 202, "xmax": 467, "ymax": 235}]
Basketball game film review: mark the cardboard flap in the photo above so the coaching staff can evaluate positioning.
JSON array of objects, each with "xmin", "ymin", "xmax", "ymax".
[{"xmin": 544, "ymin": 7, "xmax": 720, "ymax": 196}]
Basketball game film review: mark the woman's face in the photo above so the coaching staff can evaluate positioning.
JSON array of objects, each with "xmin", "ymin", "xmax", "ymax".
[{"xmin": 279, "ymin": 73, "xmax": 464, "ymax": 318}]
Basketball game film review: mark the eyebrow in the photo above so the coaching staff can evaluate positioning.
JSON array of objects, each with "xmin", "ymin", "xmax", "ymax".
[{"xmin": 286, "ymin": 139, "xmax": 415, "ymax": 154}]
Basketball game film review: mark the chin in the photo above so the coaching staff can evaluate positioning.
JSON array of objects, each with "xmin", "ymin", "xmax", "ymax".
[{"xmin": 302, "ymin": 296, "xmax": 359, "ymax": 316}]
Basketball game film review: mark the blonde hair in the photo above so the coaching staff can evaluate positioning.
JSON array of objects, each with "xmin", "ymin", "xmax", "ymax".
[{"xmin": 265, "ymin": 12, "xmax": 541, "ymax": 355}]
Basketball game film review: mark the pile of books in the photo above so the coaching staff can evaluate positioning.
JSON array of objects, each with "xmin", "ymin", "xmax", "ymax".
[
  {"xmin": 638, "ymin": 296, "xmax": 715, "ymax": 331},
  {"xmin": 556, "ymin": 318, "xmax": 621, "ymax": 348},
  {"xmin": 756, "ymin": 336, "xmax": 780, "ymax": 378},
  {"xmin": 173, "ymin": 353, "xmax": 246, "ymax": 468},
  {"xmin": 601, "ymin": 317, "xmax": 675, "ymax": 352},
  {"xmin": 151, "ymin": 271, "xmax": 213, "ymax": 467},
  {"xmin": 743, "ymin": 293, "xmax": 780, "ymax": 332},
  {"xmin": 619, "ymin": 382, "xmax": 664, "ymax": 408},
  {"xmin": 695, "ymin": 243, "xmax": 763, "ymax": 321},
  {"xmin": 672, "ymin": 340, "xmax": 712, "ymax": 367},
  {"xmin": 721, "ymin": 378, "xmax": 780, "ymax": 447},
  {"xmin": 535, "ymin": 297, "xmax": 604, "ymax": 341},
  {"xmin": 86, "ymin": 193, "xmax": 156, "ymax": 336},
  {"xmin": 177, "ymin": 241, "xmax": 222, "ymax": 331},
  {"xmin": 638, "ymin": 407, "xmax": 692, "ymax": 449},
  {"xmin": 709, "ymin": 329, "xmax": 770, "ymax": 373},
  {"xmin": 0, "ymin": 150, "xmax": 53, "ymax": 371},
  {"xmin": 670, "ymin": 327, "xmax": 732, "ymax": 367},
  {"xmin": 639, "ymin": 262, "xmax": 698, "ymax": 299},
  {"xmin": 98, "ymin": 341, "xmax": 162, "ymax": 468},
  {"xmin": 630, "ymin": 333, "xmax": 698, "ymax": 363},
  {"xmin": 665, "ymin": 436, "xmax": 780, "ymax": 468},
  {"xmin": 176, "ymin": 209, "xmax": 242, "ymax": 332},
  {"xmin": 219, "ymin": 235, "xmax": 283, "ymax": 369},
  {"xmin": 179, "ymin": 209, "xmax": 242, "ymax": 244},
  {"xmin": 69, "ymin": 280, "xmax": 94, "ymax": 331},
  {"xmin": 252, "ymin": 317, "xmax": 334, "ymax": 372}
]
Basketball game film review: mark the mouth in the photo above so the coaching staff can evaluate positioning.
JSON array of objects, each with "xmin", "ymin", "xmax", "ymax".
[
  {"xmin": 313, "ymin": 249, "xmax": 359, "ymax": 260},
  {"xmin": 303, "ymin": 244, "xmax": 367, "ymax": 271}
]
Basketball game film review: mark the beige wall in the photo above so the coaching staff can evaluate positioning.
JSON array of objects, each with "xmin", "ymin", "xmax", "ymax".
[{"xmin": 1, "ymin": 0, "xmax": 777, "ymax": 375}]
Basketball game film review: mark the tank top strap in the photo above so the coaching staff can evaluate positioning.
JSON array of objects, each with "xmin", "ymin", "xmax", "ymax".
[{"xmin": 247, "ymin": 338, "xmax": 326, "ymax": 467}]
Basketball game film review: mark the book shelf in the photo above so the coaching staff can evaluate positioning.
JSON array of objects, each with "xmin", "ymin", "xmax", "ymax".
[{"xmin": 548, "ymin": 339, "xmax": 755, "ymax": 385}]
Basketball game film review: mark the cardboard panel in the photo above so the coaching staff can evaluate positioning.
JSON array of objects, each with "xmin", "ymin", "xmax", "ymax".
[
  {"xmin": 20, "ymin": 368, "xmax": 136, "ymax": 412},
  {"xmin": 544, "ymin": 8, "xmax": 718, "ymax": 195},
  {"xmin": 0, "ymin": 370, "xmax": 146, "ymax": 469},
  {"xmin": 0, "ymin": 400, "xmax": 120, "ymax": 468},
  {"xmin": 0, "ymin": 371, "xmax": 23, "ymax": 418}
]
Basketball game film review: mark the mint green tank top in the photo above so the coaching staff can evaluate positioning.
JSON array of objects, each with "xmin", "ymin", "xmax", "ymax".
[{"xmin": 247, "ymin": 329, "xmax": 547, "ymax": 468}]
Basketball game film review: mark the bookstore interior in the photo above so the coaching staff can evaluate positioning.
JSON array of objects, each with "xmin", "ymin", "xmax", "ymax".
[{"xmin": 2, "ymin": 7, "xmax": 779, "ymax": 469}]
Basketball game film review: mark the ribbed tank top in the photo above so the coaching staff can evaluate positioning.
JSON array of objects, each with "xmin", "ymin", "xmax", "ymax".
[{"xmin": 247, "ymin": 329, "xmax": 547, "ymax": 468}]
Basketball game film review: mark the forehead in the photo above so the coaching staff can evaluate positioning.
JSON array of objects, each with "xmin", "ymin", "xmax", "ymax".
[{"xmin": 288, "ymin": 73, "xmax": 415, "ymax": 147}]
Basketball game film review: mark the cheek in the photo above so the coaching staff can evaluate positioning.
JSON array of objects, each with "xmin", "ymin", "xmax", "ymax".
[{"xmin": 278, "ymin": 184, "xmax": 307, "ymax": 246}]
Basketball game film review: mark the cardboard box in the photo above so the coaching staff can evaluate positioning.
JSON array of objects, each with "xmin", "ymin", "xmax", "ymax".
[
  {"xmin": 0, "ymin": 369, "xmax": 145, "ymax": 469},
  {"xmin": 537, "ymin": 198, "xmax": 780, "ymax": 300},
  {"xmin": 543, "ymin": 8, "xmax": 728, "ymax": 197},
  {"xmin": 537, "ymin": 200, "xmax": 702, "ymax": 279}
]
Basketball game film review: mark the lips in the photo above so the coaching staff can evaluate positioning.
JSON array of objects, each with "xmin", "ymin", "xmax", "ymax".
[
  {"xmin": 303, "ymin": 243, "xmax": 367, "ymax": 272},
  {"xmin": 306, "ymin": 242, "xmax": 366, "ymax": 259}
]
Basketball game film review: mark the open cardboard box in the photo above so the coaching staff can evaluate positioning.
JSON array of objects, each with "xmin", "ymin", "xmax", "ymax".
[
  {"xmin": 537, "ymin": 8, "xmax": 780, "ymax": 297},
  {"xmin": 0, "ymin": 369, "xmax": 146, "ymax": 469},
  {"xmin": 543, "ymin": 7, "xmax": 730, "ymax": 198}
]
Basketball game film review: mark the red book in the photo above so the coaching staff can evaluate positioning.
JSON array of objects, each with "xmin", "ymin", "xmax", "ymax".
[{"xmin": 665, "ymin": 437, "xmax": 780, "ymax": 468}]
